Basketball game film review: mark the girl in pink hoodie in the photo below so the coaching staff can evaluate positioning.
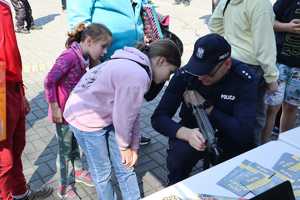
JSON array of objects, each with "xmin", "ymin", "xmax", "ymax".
[
  {"xmin": 44, "ymin": 23, "xmax": 112, "ymax": 199},
  {"xmin": 63, "ymin": 40, "xmax": 181, "ymax": 200}
]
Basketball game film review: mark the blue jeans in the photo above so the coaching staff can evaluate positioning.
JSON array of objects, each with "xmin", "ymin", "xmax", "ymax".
[{"xmin": 71, "ymin": 125, "xmax": 140, "ymax": 200}]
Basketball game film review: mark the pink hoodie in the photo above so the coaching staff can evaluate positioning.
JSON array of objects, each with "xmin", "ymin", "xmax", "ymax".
[{"xmin": 63, "ymin": 47, "xmax": 152, "ymax": 150}]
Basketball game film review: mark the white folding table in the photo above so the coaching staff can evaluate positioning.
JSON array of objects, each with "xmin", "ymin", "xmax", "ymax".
[
  {"xmin": 143, "ymin": 140, "xmax": 300, "ymax": 200},
  {"xmin": 279, "ymin": 126, "xmax": 300, "ymax": 150}
]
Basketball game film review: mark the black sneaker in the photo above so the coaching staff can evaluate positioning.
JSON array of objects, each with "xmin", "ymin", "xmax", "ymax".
[
  {"xmin": 140, "ymin": 136, "xmax": 151, "ymax": 145},
  {"xmin": 14, "ymin": 185, "xmax": 53, "ymax": 200},
  {"xmin": 15, "ymin": 28, "xmax": 30, "ymax": 34}
]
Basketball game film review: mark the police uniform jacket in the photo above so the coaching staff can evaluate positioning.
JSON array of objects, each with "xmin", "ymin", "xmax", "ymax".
[{"xmin": 151, "ymin": 59, "xmax": 258, "ymax": 159}]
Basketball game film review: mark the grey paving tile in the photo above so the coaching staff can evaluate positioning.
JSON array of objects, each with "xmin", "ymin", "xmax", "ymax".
[
  {"xmin": 135, "ymin": 160, "xmax": 160, "ymax": 178},
  {"xmin": 34, "ymin": 129, "xmax": 52, "ymax": 140},
  {"xmin": 22, "ymin": 156, "xmax": 34, "ymax": 170},
  {"xmin": 23, "ymin": 167, "xmax": 36, "ymax": 178},
  {"xmin": 142, "ymin": 171, "xmax": 164, "ymax": 189},
  {"xmin": 148, "ymin": 152, "xmax": 166, "ymax": 166},
  {"xmin": 141, "ymin": 141, "xmax": 165, "ymax": 154},
  {"xmin": 137, "ymin": 154, "xmax": 152, "ymax": 166},
  {"xmin": 24, "ymin": 142, "xmax": 37, "ymax": 154},
  {"xmin": 28, "ymin": 179, "xmax": 45, "ymax": 190},
  {"xmin": 150, "ymin": 167, "xmax": 169, "ymax": 186},
  {"xmin": 26, "ymin": 112, "xmax": 39, "ymax": 121},
  {"xmin": 144, "ymin": 130, "xmax": 160, "ymax": 138},
  {"xmin": 32, "ymin": 139, "xmax": 49, "ymax": 152},
  {"xmin": 42, "ymin": 174, "xmax": 57, "ymax": 184},
  {"xmin": 34, "ymin": 153, "xmax": 56, "ymax": 165},
  {"xmin": 139, "ymin": 182, "xmax": 153, "ymax": 197},
  {"xmin": 26, "ymin": 132, "xmax": 41, "ymax": 142},
  {"xmin": 74, "ymin": 184, "xmax": 89, "ymax": 198},
  {"xmin": 34, "ymin": 163, "xmax": 55, "ymax": 179},
  {"xmin": 29, "ymin": 171, "xmax": 43, "ymax": 183},
  {"xmin": 153, "ymin": 134, "xmax": 169, "ymax": 146}
]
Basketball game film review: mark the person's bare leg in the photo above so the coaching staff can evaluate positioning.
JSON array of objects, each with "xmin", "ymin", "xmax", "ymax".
[
  {"xmin": 261, "ymin": 105, "xmax": 281, "ymax": 144},
  {"xmin": 280, "ymin": 102, "xmax": 297, "ymax": 132}
]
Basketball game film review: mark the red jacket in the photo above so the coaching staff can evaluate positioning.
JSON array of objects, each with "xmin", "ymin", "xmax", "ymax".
[{"xmin": 0, "ymin": 0, "xmax": 23, "ymax": 83}]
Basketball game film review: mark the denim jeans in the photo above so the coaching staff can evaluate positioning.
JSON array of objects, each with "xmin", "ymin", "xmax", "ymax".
[{"xmin": 71, "ymin": 125, "xmax": 140, "ymax": 200}]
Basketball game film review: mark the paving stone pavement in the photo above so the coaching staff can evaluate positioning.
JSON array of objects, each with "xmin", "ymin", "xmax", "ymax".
[
  {"xmin": 14, "ymin": 0, "xmax": 300, "ymax": 199},
  {"xmin": 16, "ymin": 0, "xmax": 211, "ymax": 199}
]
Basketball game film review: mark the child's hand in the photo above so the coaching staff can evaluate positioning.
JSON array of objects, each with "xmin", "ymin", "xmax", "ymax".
[
  {"xmin": 265, "ymin": 81, "xmax": 278, "ymax": 93},
  {"xmin": 120, "ymin": 148, "xmax": 139, "ymax": 168},
  {"xmin": 288, "ymin": 19, "xmax": 300, "ymax": 34},
  {"xmin": 50, "ymin": 102, "xmax": 63, "ymax": 123}
]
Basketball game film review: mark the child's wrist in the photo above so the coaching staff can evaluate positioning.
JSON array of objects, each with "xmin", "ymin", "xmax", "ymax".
[{"xmin": 120, "ymin": 147, "xmax": 130, "ymax": 151}]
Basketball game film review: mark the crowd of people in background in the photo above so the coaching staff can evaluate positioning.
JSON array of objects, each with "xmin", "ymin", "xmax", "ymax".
[{"xmin": 0, "ymin": 0, "xmax": 299, "ymax": 200}]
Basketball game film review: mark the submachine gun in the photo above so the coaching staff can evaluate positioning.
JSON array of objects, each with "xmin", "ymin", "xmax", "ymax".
[{"xmin": 183, "ymin": 90, "xmax": 220, "ymax": 169}]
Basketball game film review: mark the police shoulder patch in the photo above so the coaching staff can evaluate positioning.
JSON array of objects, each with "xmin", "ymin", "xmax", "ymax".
[{"xmin": 232, "ymin": 62, "xmax": 255, "ymax": 82}]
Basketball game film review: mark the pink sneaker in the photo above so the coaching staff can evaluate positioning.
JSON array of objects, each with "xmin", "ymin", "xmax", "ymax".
[
  {"xmin": 57, "ymin": 185, "xmax": 80, "ymax": 200},
  {"xmin": 75, "ymin": 170, "xmax": 94, "ymax": 187}
]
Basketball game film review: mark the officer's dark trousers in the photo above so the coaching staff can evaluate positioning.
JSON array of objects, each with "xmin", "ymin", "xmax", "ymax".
[
  {"xmin": 10, "ymin": 0, "xmax": 33, "ymax": 29},
  {"xmin": 166, "ymin": 138, "xmax": 255, "ymax": 185},
  {"xmin": 167, "ymin": 139, "xmax": 206, "ymax": 185}
]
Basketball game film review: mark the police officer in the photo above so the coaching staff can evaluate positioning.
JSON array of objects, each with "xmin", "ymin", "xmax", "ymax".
[{"xmin": 151, "ymin": 34, "xmax": 258, "ymax": 185}]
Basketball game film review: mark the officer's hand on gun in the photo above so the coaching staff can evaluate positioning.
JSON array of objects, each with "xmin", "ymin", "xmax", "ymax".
[
  {"xmin": 176, "ymin": 126, "xmax": 207, "ymax": 151},
  {"xmin": 178, "ymin": 91, "xmax": 208, "ymax": 151},
  {"xmin": 182, "ymin": 90, "xmax": 219, "ymax": 158},
  {"xmin": 187, "ymin": 128, "xmax": 207, "ymax": 151}
]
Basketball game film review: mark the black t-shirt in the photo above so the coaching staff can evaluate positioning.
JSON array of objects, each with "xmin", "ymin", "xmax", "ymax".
[{"xmin": 274, "ymin": 0, "xmax": 300, "ymax": 67}]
